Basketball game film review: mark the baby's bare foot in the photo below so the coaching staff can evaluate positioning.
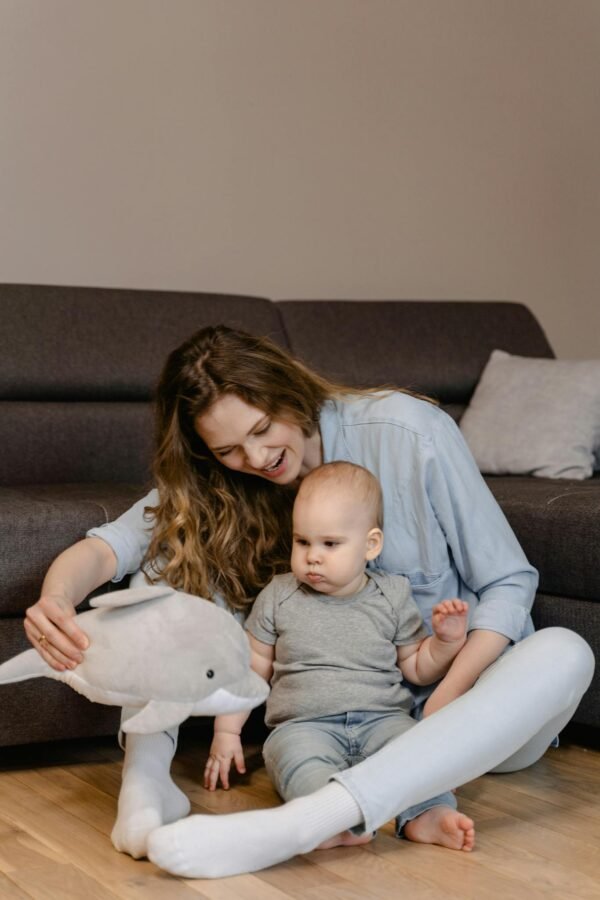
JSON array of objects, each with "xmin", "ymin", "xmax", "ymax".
[
  {"xmin": 404, "ymin": 806, "xmax": 475, "ymax": 852},
  {"xmin": 317, "ymin": 830, "xmax": 375, "ymax": 850}
]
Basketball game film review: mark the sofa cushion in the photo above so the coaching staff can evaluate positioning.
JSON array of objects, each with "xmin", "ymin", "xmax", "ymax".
[
  {"xmin": 460, "ymin": 351, "xmax": 600, "ymax": 480},
  {"xmin": 1, "ymin": 285, "xmax": 290, "ymax": 485},
  {"xmin": 485, "ymin": 475, "xmax": 600, "ymax": 602},
  {"xmin": 0, "ymin": 401, "xmax": 154, "ymax": 486},
  {"xmin": 0, "ymin": 484, "xmax": 146, "ymax": 615},
  {"xmin": 0, "ymin": 285, "xmax": 287, "ymax": 400},
  {"xmin": 277, "ymin": 300, "xmax": 554, "ymax": 406}
]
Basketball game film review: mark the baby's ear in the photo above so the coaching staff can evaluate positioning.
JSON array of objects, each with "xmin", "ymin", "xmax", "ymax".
[{"xmin": 365, "ymin": 527, "xmax": 384, "ymax": 560}]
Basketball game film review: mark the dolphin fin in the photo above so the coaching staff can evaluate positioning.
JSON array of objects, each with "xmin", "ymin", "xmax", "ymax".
[
  {"xmin": 90, "ymin": 586, "xmax": 174, "ymax": 610},
  {"xmin": 0, "ymin": 649, "xmax": 52, "ymax": 684},
  {"xmin": 121, "ymin": 700, "xmax": 196, "ymax": 734}
]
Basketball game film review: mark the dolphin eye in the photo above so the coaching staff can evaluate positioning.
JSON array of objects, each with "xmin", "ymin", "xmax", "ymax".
[{"xmin": 206, "ymin": 669, "xmax": 215, "ymax": 679}]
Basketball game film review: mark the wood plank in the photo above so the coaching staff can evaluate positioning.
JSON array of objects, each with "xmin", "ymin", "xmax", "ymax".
[
  {"xmin": 183, "ymin": 872, "xmax": 296, "ymax": 899},
  {"xmin": 11, "ymin": 767, "xmax": 116, "ymax": 837},
  {"xmin": 458, "ymin": 777, "xmax": 600, "ymax": 842},
  {"xmin": 0, "ymin": 873, "xmax": 36, "ymax": 899},
  {"xmin": 491, "ymin": 754, "xmax": 600, "ymax": 816},
  {"xmin": 60, "ymin": 761, "xmax": 123, "ymax": 801},
  {"xmin": 331, "ymin": 830, "xmax": 553, "ymax": 900},
  {"xmin": 458, "ymin": 795, "xmax": 600, "ymax": 882},
  {"xmin": 254, "ymin": 854, "xmax": 353, "ymax": 898},
  {"xmin": 0, "ymin": 734, "xmax": 598, "ymax": 898},
  {"xmin": 0, "ymin": 818, "xmax": 67, "ymax": 874},
  {"xmin": 304, "ymin": 839, "xmax": 465, "ymax": 900},
  {"xmin": 0, "ymin": 775, "xmax": 167, "ymax": 897},
  {"xmin": 8, "ymin": 863, "xmax": 121, "ymax": 900},
  {"xmin": 473, "ymin": 827, "xmax": 600, "ymax": 899}
]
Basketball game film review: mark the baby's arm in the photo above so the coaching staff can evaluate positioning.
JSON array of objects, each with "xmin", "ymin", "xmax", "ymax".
[
  {"xmin": 397, "ymin": 599, "xmax": 468, "ymax": 687},
  {"xmin": 204, "ymin": 634, "xmax": 274, "ymax": 791}
]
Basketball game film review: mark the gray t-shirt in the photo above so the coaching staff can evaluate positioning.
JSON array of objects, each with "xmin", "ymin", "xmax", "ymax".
[{"xmin": 245, "ymin": 570, "xmax": 428, "ymax": 727}]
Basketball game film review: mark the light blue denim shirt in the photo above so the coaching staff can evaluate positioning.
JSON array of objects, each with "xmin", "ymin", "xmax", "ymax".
[
  {"xmin": 319, "ymin": 393, "xmax": 538, "ymax": 643},
  {"xmin": 88, "ymin": 392, "xmax": 537, "ymax": 642}
]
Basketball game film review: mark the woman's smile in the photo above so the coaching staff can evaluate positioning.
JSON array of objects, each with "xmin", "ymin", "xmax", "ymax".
[
  {"xmin": 194, "ymin": 394, "xmax": 322, "ymax": 485},
  {"xmin": 262, "ymin": 449, "xmax": 286, "ymax": 477}
]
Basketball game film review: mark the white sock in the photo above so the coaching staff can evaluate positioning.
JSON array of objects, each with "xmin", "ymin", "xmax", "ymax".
[
  {"xmin": 111, "ymin": 729, "xmax": 190, "ymax": 859},
  {"xmin": 147, "ymin": 782, "xmax": 362, "ymax": 878}
]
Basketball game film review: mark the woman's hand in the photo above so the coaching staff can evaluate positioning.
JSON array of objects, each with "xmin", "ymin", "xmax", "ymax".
[
  {"xmin": 24, "ymin": 593, "xmax": 89, "ymax": 672},
  {"xmin": 23, "ymin": 537, "xmax": 118, "ymax": 672},
  {"xmin": 204, "ymin": 731, "xmax": 246, "ymax": 791}
]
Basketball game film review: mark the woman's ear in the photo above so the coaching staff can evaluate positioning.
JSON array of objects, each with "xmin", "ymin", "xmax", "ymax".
[{"xmin": 365, "ymin": 528, "xmax": 384, "ymax": 560}]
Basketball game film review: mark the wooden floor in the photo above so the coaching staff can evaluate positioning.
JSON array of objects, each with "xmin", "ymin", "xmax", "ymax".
[{"xmin": 0, "ymin": 726, "xmax": 599, "ymax": 899}]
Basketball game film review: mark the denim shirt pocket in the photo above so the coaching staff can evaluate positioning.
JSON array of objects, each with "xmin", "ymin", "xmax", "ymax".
[{"xmin": 403, "ymin": 568, "xmax": 456, "ymax": 629}]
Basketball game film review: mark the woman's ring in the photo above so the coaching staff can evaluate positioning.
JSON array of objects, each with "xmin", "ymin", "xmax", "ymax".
[{"xmin": 38, "ymin": 633, "xmax": 48, "ymax": 647}]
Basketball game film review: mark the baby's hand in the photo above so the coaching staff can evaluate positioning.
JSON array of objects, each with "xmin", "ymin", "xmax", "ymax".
[
  {"xmin": 203, "ymin": 731, "xmax": 246, "ymax": 791},
  {"xmin": 431, "ymin": 599, "xmax": 469, "ymax": 644}
]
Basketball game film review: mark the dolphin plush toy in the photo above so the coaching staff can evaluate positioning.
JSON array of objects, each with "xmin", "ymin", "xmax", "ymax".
[{"xmin": 0, "ymin": 585, "xmax": 269, "ymax": 733}]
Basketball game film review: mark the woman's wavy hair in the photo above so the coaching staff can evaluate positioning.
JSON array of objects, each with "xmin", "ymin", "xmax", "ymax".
[
  {"xmin": 144, "ymin": 324, "xmax": 435, "ymax": 611},
  {"xmin": 145, "ymin": 326, "xmax": 331, "ymax": 610}
]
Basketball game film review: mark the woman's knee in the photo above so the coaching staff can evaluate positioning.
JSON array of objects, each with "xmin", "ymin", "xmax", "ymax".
[{"xmin": 523, "ymin": 627, "xmax": 595, "ymax": 698}]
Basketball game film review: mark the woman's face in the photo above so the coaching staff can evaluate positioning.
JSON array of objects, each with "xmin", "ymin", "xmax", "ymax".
[{"xmin": 194, "ymin": 394, "xmax": 322, "ymax": 485}]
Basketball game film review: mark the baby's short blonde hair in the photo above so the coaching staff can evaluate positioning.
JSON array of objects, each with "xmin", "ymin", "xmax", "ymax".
[{"xmin": 296, "ymin": 461, "xmax": 383, "ymax": 529}]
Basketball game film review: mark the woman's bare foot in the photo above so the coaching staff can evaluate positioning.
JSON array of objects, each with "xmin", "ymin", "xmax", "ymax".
[
  {"xmin": 403, "ymin": 806, "xmax": 475, "ymax": 851},
  {"xmin": 317, "ymin": 830, "xmax": 375, "ymax": 850}
]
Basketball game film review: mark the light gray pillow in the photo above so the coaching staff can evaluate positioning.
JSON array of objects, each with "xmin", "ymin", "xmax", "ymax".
[{"xmin": 460, "ymin": 350, "xmax": 600, "ymax": 480}]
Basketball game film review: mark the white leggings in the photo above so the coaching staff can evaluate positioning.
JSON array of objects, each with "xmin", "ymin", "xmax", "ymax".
[
  {"xmin": 330, "ymin": 627, "xmax": 595, "ymax": 834},
  {"xmin": 140, "ymin": 625, "xmax": 595, "ymax": 880},
  {"xmin": 135, "ymin": 626, "xmax": 595, "ymax": 877}
]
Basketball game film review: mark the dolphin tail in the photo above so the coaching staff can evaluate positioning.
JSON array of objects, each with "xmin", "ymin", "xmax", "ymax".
[{"xmin": 0, "ymin": 649, "xmax": 51, "ymax": 684}]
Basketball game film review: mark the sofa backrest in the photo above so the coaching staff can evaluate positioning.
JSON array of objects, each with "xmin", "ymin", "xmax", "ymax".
[
  {"xmin": 0, "ymin": 284, "xmax": 287, "ymax": 485},
  {"xmin": 277, "ymin": 300, "xmax": 555, "ymax": 420},
  {"xmin": 1, "ymin": 286, "xmax": 555, "ymax": 485}
]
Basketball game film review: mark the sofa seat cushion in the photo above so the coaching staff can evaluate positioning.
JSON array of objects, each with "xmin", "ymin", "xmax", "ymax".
[
  {"xmin": 0, "ymin": 484, "xmax": 146, "ymax": 615},
  {"xmin": 485, "ymin": 475, "xmax": 600, "ymax": 602}
]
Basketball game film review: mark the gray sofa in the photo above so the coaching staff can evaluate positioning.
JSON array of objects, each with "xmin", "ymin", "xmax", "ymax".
[{"xmin": 1, "ymin": 284, "xmax": 597, "ymax": 747}]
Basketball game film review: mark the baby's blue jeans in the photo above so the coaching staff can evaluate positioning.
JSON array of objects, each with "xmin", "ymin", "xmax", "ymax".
[{"xmin": 263, "ymin": 710, "xmax": 456, "ymax": 835}]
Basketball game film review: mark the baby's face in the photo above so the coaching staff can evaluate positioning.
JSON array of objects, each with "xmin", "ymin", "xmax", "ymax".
[{"xmin": 291, "ymin": 487, "xmax": 381, "ymax": 597}]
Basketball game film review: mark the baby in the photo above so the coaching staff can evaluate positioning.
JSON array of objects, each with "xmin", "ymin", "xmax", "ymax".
[{"xmin": 206, "ymin": 461, "xmax": 474, "ymax": 851}]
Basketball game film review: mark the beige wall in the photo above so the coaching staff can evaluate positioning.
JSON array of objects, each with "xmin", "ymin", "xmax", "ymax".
[{"xmin": 1, "ymin": 0, "xmax": 598, "ymax": 358}]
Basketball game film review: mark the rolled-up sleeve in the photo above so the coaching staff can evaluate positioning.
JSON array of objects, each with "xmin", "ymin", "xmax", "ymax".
[
  {"xmin": 87, "ymin": 489, "xmax": 159, "ymax": 583},
  {"xmin": 427, "ymin": 413, "xmax": 538, "ymax": 642}
]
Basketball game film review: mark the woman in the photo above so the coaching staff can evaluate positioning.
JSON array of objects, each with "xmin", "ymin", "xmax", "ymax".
[{"xmin": 25, "ymin": 325, "xmax": 594, "ymax": 875}]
